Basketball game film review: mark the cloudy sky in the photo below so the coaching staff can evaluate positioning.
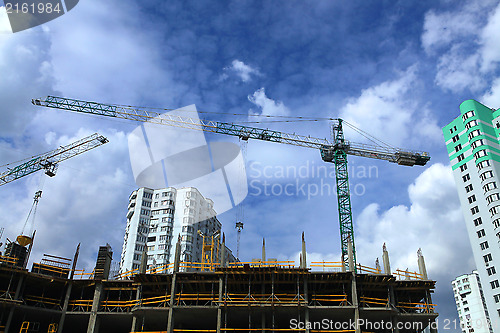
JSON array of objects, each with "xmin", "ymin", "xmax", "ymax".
[{"xmin": 1, "ymin": 0, "xmax": 500, "ymax": 329}]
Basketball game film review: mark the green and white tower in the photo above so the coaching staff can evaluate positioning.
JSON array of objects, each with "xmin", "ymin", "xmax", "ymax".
[{"xmin": 444, "ymin": 100, "xmax": 500, "ymax": 329}]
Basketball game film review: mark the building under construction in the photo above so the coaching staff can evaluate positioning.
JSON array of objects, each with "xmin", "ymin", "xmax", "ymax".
[{"xmin": 0, "ymin": 235, "xmax": 438, "ymax": 333}]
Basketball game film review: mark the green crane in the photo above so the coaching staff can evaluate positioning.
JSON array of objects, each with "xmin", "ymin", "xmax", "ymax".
[
  {"xmin": 32, "ymin": 96, "xmax": 430, "ymax": 269},
  {"xmin": 0, "ymin": 132, "xmax": 109, "ymax": 186}
]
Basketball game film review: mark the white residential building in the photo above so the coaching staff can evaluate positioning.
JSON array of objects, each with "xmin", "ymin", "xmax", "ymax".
[
  {"xmin": 444, "ymin": 100, "xmax": 500, "ymax": 329},
  {"xmin": 452, "ymin": 271, "xmax": 492, "ymax": 333},
  {"xmin": 119, "ymin": 187, "xmax": 235, "ymax": 274}
]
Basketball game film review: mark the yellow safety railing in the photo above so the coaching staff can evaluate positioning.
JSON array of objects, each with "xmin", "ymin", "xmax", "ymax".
[
  {"xmin": 359, "ymin": 296, "xmax": 388, "ymax": 307},
  {"xmin": 309, "ymin": 294, "xmax": 348, "ymax": 305},
  {"xmin": 397, "ymin": 301, "xmax": 435, "ymax": 313},
  {"xmin": 310, "ymin": 261, "xmax": 344, "ymax": 271},
  {"xmin": 24, "ymin": 295, "xmax": 61, "ymax": 307},
  {"xmin": 356, "ymin": 264, "xmax": 381, "ymax": 274},
  {"xmin": 227, "ymin": 261, "xmax": 295, "ymax": 268},
  {"xmin": 0, "ymin": 255, "xmax": 17, "ymax": 266},
  {"xmin": 393, "ymin": 269, "xmax": 423, "ymax": 280}
]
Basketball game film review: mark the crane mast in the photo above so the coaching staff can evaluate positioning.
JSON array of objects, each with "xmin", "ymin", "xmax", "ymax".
[
  {"xmin": 32, "ymin": 96, "xmax": 430, "ymax": 270},
  {"xmin": 0, "ymin": 132, "xmax": 109, "ymax": 186}
]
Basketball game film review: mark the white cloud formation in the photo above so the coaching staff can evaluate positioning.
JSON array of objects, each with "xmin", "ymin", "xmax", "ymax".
[
  {"xmin": 0, "ymin": 129, "xmax": 134, "ymax": 271},
  {"xmin": 355, "ymin": 163, "xmax": 473, "ymax": 278},
  {"xmin": 222, "ymin": 59, "xmax": 261, "ymax": 82},
  {"xmin": 338, "ymin": 66, "xmax": 441, "ymax": 148},
  {"xmin": 482, "ymin": 77, "xmax": 500, "ymax": 108},
  {"xmin": 248, "ymin": 87, "xmax": 290, "ymax": 119},
  {"xmin": 422, "ymin": 1, "xmax": 500, "ymax": 93}
]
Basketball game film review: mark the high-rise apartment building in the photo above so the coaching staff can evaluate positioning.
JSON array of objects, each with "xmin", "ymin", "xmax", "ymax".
[
  {"xmin": 452, "ymin": 271, "xmax": 492, "ymax": 333},
  {"xmin": 444, "ymin": 99, "xmax": 500, "ymax": 328},
  {"xmin": 119, "ymin": 187, "xmax": 235, "ymax": 274}
]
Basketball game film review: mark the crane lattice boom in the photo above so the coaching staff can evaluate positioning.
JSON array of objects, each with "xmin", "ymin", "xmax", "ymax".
[
  {"xmin": 32, "ymin": 95, "xmax": 430, "ymax": 270},
  {"xmin": 0, "ymin": 132, "xmax": 109, "ymax": 186}
]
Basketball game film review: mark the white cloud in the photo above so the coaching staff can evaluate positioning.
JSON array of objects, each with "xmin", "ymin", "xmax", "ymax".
[
  {"xmin": 422, "ymin": 1, "xmax": 500, "ymax": 93},
  {"xmin": 482, "ymin": 77, "xmax": 500, "ymax": 107},
  {"xmin": 355, "ymin": 163, "xmax": 473, "ymax": 278},
  {"xmin": 480, "ymin": 3, "xmax": 500, "ymax": 72},
  {"xmin": 0, "ymin": 129, "xmax": 135, "ymax": 271},
  {"xmin": 248, "ymin": 87, "xmax": 290, "ymax": 119},
  {"xmin": 0, "ymin": 7, "xmax": 11, "ymax": 34},
  {"xmin": 223, "ymin": 59, "xmax": 261, "ymax": 82},
  {"xmin": 338, "ymin": 66, "xmax": 441, "ymax": 148}
]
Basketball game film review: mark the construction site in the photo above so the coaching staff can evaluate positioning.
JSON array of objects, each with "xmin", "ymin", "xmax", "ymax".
[{"xmin": 0, "ymin": 96, "xmax": 436, "ymax": 332}]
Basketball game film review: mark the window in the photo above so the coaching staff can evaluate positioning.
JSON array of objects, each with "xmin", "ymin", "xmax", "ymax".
[
  {"xmin": 458, "ymin": 154, "xmax": 465, "ymax": 162},
  {"xmin": 481, "ymin": 241, "xmax": 489, "ymax": 250},
  {"xmin": 135, "ymin": 244, "xmax": 144, "ymax": 252},
  {"xmin": 468, "ymin": 195, "xmax": 476, "ymax": 204},
  {"xmin": 142, "ymin": 201, "xmax": 151, "ymax": 207},
  {"xmin": 495, "ymin": 294, "xmax": 500, "ymax": 303},
  {"xmin": 162, "ymin": 192, "xmax": 168, "ymax": 197},
  {"xmin": 160, "ymin": 235, "xmax": 167, "ymax": 241},
  {"xmin": 133, "ymin": 253, "xmax": 142, "ymax": 261},
  {"xmin": 468, "ymin": 129, "xmax": 481, "ymax": 140},
  {"xmin": 452, "ymin": 134, "xmax": 460, "ymax": 143},
  {"xmin": 491, "ymin": 280, "xmax": 500, "ymax": 289},
  {"xmin": 477, "ymin": 229, "xmax": 486, "ymax": 238},
  {"xmin": 489, "ymin": 205, "xmax": 500, "ymax": 216},
  {"xmin": 471, "ymin": 138, "xmax": 485, "ymax": 149},
  {"xmin": 480, "ymin": 170, "xmax": 494, "ymax": 181},
  {"xmin": 147, "ymin": 236, "xmax": 156, "ymax": 242},
  {"xmin": 488, "ymin": 267, "xmax": 496, "ymax": 276},
  {"xmin": 147, "ymin": 245, "xmax": 155, "ymax": 251},
  {"xmin": 465, "ymin": 184, "xmax": 474, "ymax": 193},
  {"xmin": 460, "ymin": 164, "xmax": 468, "ymax": 172},
  {"xmin": 474, "ymin": 149, "xmax": 488, "ymax": 159},
  {"xmin": 154, "ymin": 202, "xmax": 158, "ymax": 207},
  {"xmin": 478, "ymin": 160, "xmax": 491, "ymax": 170},
  {"xmin": 474, "ymin": 217, "xmax": 482, "ymax": 226},
  {"xmin": 140, "ymin": 209, "xmax": 150, "ymax": 216},
  {"xmin": 463, "ymin": 174, "xmax": 471, "ymax": 182},
  {"xmin": 462, "ymin": 110, "xmax": 475, "ymax": 121},
  {"xmin": 450, "ymin": 125, "xmax": 458, "ymax": 133},
  {"xmin": 158, "ymin": 244, "xmax": 166, "ymax": 250},
  {"xmin": 487, "ymin": 193, "xmax": 500, "ymax": 204},
  {"xmin": 494, "ymin": 219, "xmax": 500, "ymax": 228},
  {"xmin": 466, "ymin": 119, "xmax": 479, "ymax": 130},
  {"xmin": 471, "ymin": 206, "xmax": 479, "ymax": 214},
  {"xmin": 484, "ymin": 253, "xmax": 493, "ymax": 263},
  {"xmin": 155, "ymin": 193, "xmax": 159, "ymax": 199},
  {"xmin": 455, "ymin": 144, "xmax": 462, "ymax": 152},
  {"xmin": 484, "ymin": 182, "xmax": 498, "ymax": 193}
]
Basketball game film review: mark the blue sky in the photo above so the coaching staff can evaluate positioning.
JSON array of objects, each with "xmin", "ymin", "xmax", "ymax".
[{"xmin": 1, "ymin": 0, "xmax": 500, "ymax": 330}]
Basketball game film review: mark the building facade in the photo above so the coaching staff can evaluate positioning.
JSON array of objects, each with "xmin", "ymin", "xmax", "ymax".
[
  {"xmin": 452, "ymin": 271, "xmax": 492, "ymax": 333},
  {"xmin": 443, "ymin": 99, "xmax": 500, "ymax": 329},
  {"xmin": 119, "ymin": 187, "xmax": 235, "ymax": 274}
]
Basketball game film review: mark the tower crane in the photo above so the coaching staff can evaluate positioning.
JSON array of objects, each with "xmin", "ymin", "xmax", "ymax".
[
  {"xmin": 32, "ymin": 96, "xmax": 430, "ymax": 269},
  {"xmin": 0, "ymin": 132, "xmax": 109, "ymax": 186}
]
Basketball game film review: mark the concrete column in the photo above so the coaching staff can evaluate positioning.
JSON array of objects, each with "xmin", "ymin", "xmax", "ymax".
[
  {"xmin": 389, "ymin": 285, "xmax": 399, "ymax": 333},
  {"xmin": 351, "ymin": 272, "xmax": 361, "ymax": 333},
  {"xmin": 173, "ymin": 236, "xmax": 181, "ymax": 273},
  {"xmin": 304, "ymin": 275, "xmax": 310, "ymax": 333},
  {"xmin": 301, "ymin": 232, "xmax": 307, "ymax": 269},
  {"xmin": 5, "ymin": 273, "xmax": 25, "ymax": 333},
  {"xmin": 382, "ymin": 243, "xmax": 391, "ymax": 275},
  {"xmin": 57, "ymin": 282, "xmax": 73, "ymax": 333},
  {"xmin": 86, "ymin": 283, "xmax": 103, "ymax": 333},
  {"xmin": 221, "ymin": 233, "xmax": 226, "ymax": 268},
  {"xmin": 166, "ymin": 273, "xmax": 178, "ymax": 333},
  {"xmin": 375, "ymin": 258, "xmax": 381, "ymax": 274},
  {"xmin": 262, "ymin": 238, "xmax": 266, "ymax": 262},
  {"xmin": 417, "ymin": 249, "xmax": 428, "ymax": 280},
  {"xmin": 217, "ymin": 276, "xmax": 223, "ymax": 333},
  {"xmin": 58, "ymin": 243, "xmax": 80, "ymax": 333},
  {"xmin": 347, "ymin": 240, "xmax": 354, "ymax": 272},
  {"xmin": 130, "ymin": 284, "xmax": 142, "ymax": 332}
]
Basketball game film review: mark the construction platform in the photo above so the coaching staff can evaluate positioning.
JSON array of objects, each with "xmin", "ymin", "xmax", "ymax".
[{"xmin": 0, "ymin": 260, "xmax": 437, "ymax": 333}]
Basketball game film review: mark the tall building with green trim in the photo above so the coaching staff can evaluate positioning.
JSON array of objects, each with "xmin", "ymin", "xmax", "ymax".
[{"xmin": 444, "ymin": 100, "xmax": 500, "ymax": 331}]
